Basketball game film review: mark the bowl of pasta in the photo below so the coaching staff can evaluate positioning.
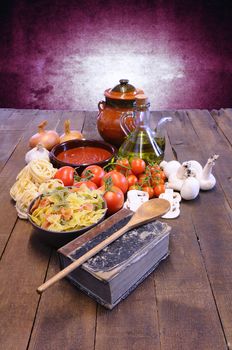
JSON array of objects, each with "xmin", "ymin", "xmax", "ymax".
[{"xmin": 28, "ymin": 185, "xmax": 107, "ymax": 248}]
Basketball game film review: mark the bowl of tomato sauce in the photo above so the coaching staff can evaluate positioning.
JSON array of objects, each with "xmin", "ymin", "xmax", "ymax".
[{"xmin": 50, "ymin": 139, "xmax": 117, "ymax": 172}]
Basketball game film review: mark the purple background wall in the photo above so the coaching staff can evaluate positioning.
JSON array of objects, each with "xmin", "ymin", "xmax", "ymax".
[{"xmin": 0, "ymin": 0, "xmax": 232, "ymax": 110}]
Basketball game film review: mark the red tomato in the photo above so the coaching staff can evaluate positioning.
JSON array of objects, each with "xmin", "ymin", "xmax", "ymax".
[
  {"xmin": 127, "ymin": 174, "xmax": 138, "ymax": 187},
  {"xmin": 153, "ymin": 184, "xmax": 165, "ymax": 197},
  {"xmin": 103, "ymin": 185, "xmax": 124, "ymax": 214},
  {"xmin": 101, "ymin": 170, "xmax": 128, "ymax": 194},
  {"xmin": 73, "ymin": 180, "xmax": 97, "ymax": 190},
  {"xmin": 81, "ymin": 165, "xmax": 105, "ymax": 186},
  {"xmin": 142, "ymin": 186, "xmax": 154, "ymax": 199},
  {"xmin": 54, "ymin": 166, "xmax": 75, "ymax": 186},
  {"xmin": 115, "ymin": 158, "xmax": 130, "ymax": 173},
  {"xmin": 131, "ymin": 158, "xmax": 146, "ymax": 175}
]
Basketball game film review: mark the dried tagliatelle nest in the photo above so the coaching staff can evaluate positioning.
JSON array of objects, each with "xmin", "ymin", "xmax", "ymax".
[{"xmin": 10, "ymin": 159, "xmax": 64, "ymax": 219}]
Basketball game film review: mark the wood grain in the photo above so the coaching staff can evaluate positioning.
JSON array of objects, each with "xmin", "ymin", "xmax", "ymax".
[
  {"xmin": 0, "ymin": 110, "xmax": 63, "ymax": 255},
  {"xmin": 95, "ymin": 274, "xmax": 160, "ymax": 350},
  {"xmin": 0, "ymin": 219, "xmax": 51, "ymax": 350},
  {"xmin": 28, "ymin": 252, "xmax": 97, "ymax": 350},
  {"xmin": 0, "ymin": 108, "xmax": 231, "ymax": 350},
  {"xmin": 153, "ymin": 109, "xmax": 229, "ymax": 349}
]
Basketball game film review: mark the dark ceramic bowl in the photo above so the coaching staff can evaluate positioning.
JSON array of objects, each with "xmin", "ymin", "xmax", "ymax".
[
  {"xmin": 28, "ymin": 191, "xmax": 107, "ymax": 249},
  {"xmin": 50, "ymin": 139, "xmax": 117, "ymax": 173}
]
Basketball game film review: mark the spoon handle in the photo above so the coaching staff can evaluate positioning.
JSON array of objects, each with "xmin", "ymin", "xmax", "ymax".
[
  {"xmin": 37, "ymin": 224, "xmax": 130, "ymax": 294},
  {"xmin": 37, "ymin": 199, "xmax": 169, "ymax": 295}
]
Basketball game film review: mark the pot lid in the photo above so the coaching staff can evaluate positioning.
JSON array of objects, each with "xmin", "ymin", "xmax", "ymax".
[{"xmin": 104, "ymin": 79, "xmax": 144, "ymax": 100}]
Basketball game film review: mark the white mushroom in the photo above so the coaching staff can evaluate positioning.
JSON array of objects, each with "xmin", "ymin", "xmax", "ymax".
[
  {"xmin": 166, "ymin": 164, "xmax": 189, "ymax": 191},
  {"xmin": 180, "ymin": 177, "xmax": 200, "ymax": 200},
  {"xmin": 160, "ymin": 160, "xmax": 181, "ymax": 178},
  {"xmin": 182, "ymin": 160, "xmax": 203, "ymax": 178}
]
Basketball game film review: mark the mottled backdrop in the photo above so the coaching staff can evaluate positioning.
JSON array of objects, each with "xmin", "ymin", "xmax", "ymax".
[{"xmin": 0, "ymin": 0, "xmax": 232, "ymax": 110}]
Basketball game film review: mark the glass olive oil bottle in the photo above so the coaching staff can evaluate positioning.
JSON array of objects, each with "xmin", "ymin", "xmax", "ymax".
[{"xmin": 118, "ymin": 95, "xmax": 164, "ymax": 164}]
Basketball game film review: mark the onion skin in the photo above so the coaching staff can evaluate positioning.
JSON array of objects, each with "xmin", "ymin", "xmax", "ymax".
[
  {"xmin": 60, "ymin": 119, "xmax": 84, "ymax": 143},
  {"xmin": 29, "ymin": 121, "xmax": 60, "ymax": 151}
]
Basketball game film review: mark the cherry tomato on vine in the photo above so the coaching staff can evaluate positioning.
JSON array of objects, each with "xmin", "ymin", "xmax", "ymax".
[
  {"xmin": 54, "ymin": 166, "xmax": 75, "ymax": 186},
  {"xmin": 131, "ymin": 158, "xmax": 146, "ymax": 175},
  {"xmin": 142, "ymin": 186, "xmax": 154, "ymax": 199},
  {"xmin": 153, "ymin": 184, "xmax": 165, "ymax": 197},
  {"xmin": 159, "ymin": 170, "xmax": 166, "ymax": 181},
  {"xmin": 146, "ymin": 164, "xmax": 161, "ymax": 174},
  {"xmin": 127, "ymin": 174, "xmax": 138, "ymax": 188},
  {"xmin": 81, "ymin": 165, "xmax": 105, "ymax": 186},
  {"xmin": 128, "ymin": 184, "xmax": 140, "ymax": 191},
  {"xmin": 101, "ymin": 170, "xmax": 128, "ymax": 194},
  {"xmin": 102, "ymin": 185, "xmax": 124, "ymax": 214},
  {"xmin": 115, "ymin": 158, "xmax": 130, "ymax": 173},
  {"xmin": 138, "ymin": 173, "xmax": 152, "ymax": 186},
  {"xmin": 152, "ymin": 172, "xmax": 165, "ymax": 186}
]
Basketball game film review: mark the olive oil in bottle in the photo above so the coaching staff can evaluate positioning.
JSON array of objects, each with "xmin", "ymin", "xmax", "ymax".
[{"xmin": 118, "ymin": 95, "xmax": 164, "ymax": 164}]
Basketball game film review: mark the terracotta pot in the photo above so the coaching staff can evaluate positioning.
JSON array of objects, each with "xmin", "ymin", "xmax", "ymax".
[{"xmin": 97, "ymin": 79, "xmax": 144, "ymax": 148}]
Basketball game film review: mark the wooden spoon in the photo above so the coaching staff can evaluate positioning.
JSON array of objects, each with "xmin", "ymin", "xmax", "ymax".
[{"xmin": 37, "ymin": 198, "xmax": 170, "ymax": 294}]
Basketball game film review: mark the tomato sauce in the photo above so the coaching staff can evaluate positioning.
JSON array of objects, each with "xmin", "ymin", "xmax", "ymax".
[{"xmin": 57, "ymin": 146, "xmax": 112, "ymax": 165}]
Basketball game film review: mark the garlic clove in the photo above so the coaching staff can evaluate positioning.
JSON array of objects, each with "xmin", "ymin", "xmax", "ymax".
[{"xmin": 25, "ymin": 144, "xmax": 50, "ymax": 164}]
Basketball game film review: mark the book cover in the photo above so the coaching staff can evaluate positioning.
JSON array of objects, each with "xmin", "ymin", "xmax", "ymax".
[{"xmin": 59, "ymin": 209, "xmax": 171, "ymax": 309}]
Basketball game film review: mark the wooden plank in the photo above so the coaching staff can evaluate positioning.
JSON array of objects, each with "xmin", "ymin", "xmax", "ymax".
[
  {"xmin": 95, "ymin": 274, "xmax": 160, "ymax": 350},
  {"xmin": 26, "ymin": 111, "xmax": 96, "ymax": 349},
  {"xmin": 184, "ymin": 109, "xmax": 232, "ymax": 347},
  {"xmin": 0, "ymin": 130, "xmax": 23, "ymax": 174},
  {"xmin": 0, "ymin": 110, "xmax": 62, "ymax": 256},
  {"xmin": 28, "ymin": 252, "xmax": 97, "ymax": 350},
  {"xmin": 157, "ymin": 290, "xmax": 226, "ymax": 350},
  {"xmin": 0, "ymin": 110, "xmax": 64, "ymax": 349},
  {"xmin": 0, "ymin": 108, "xmax": 15, "ymax": 121},
  {"xmin": 82, "ymin": 111, "xmax": 102, "ymax": 140},
  {"xmin": 0, "ymin": 219, "xmax": 51, "ymax": 350},
  {"xmin": 1, "ymin": 108, "xmax": 230, "ymax": 350},
  {"xmin": 0, "ymin": 109, "xmax": 94, "ymax": 350},
  {"xmin": 210, "ymin": 108, "xmax": 232, "ymax": 145},
  {"xmin": 0, "ymin": 109, "xmax": 38, "ymax": 131},
  {"xmin": 55, "ymin": 110, "xmax": 86, "ymax": 135},
  {"xmin": 155, "ymin": 204, "xmax": 227, "ymax": 349},
  {"xmin": 187, "ymin": 109, "xmax": 232, "ymax": 206},
  {"xmin": 153, "ymin": 109, "xmax": 229, "ymax": 349},
  {"xmin": 93, "ymin": 109, "xmax": 226, "ymax": 349}
]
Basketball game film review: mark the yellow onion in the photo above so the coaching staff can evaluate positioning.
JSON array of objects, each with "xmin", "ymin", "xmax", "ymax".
[
  {"xmin": 60, "ymin": 119, "xmax": 84, "ymax": 143},
  {"xmin": 29, "ymin": 121, "xmax": 60, "ymax": 151}
]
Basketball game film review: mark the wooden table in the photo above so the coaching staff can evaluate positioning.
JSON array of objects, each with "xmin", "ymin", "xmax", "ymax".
[{"xmin": 0, "ymin": 108, "xmax": 232, "ymax": 350}]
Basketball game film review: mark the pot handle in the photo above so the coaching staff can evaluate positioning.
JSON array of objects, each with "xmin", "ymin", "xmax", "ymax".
[
  {"xmin": 98, "ymin": 100, "xmax": 105, "ymax": 112},
  {"xmin": 120, "ymin": 112, "xmax": 135, "ymax": 136}
]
